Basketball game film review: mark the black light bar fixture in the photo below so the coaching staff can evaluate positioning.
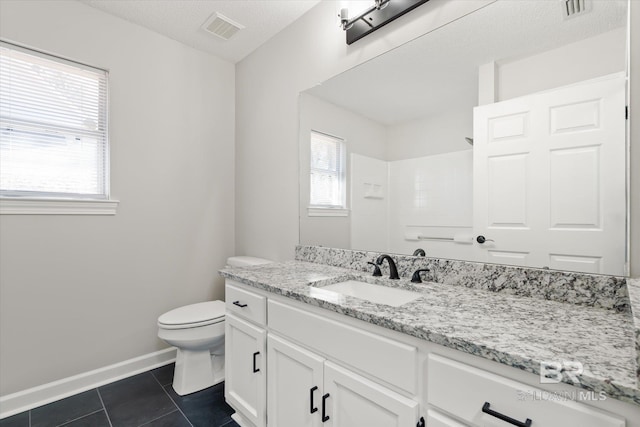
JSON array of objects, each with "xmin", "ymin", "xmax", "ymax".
[{"xmin": 339, "ymin": 0, "xmax": 431, "ymax": 45}]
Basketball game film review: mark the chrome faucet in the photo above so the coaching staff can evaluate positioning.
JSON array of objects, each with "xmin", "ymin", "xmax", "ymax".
[
  {"xmin": 412, "ymin": 248, "xmax": 425, "ymax": 256},
  {"xmin": 376, "ymin": 254, "xmax": 400, "ymax": 280}
]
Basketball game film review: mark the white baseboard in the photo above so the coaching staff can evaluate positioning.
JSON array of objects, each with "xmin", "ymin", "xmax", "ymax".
[{"xmin": 0, "ymin": 347, "xmax": 176, "ymax": 419}]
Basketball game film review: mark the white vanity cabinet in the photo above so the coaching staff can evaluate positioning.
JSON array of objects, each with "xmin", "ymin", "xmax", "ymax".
[
  {"xmin": 267, "ymin": 333, "xmax": 324, "ymax": 427},
  {"xmin": 267, "ymin": 333, "xmax": 419, "ymax": 427},
  {"xmin": 427, "ymin": 354, "xmax": 626, "ymax": 427},
  {"xmin": 225, "ymin": 280, "xmax": 421, "ymax": 427},
  {"xmin": 225, "ymin": 282, "xmax": 267, "ymax": 427},
  {"xmin": 426, "ymin": 409, "xmax": 467, "ymax": 427},
  {"xmin": 322, "ymin": 361, "xmax": 419, "ymax": 427},
  {"xmin": 225, "ymin": 280, "xmax": 636, "ymax": 427}
]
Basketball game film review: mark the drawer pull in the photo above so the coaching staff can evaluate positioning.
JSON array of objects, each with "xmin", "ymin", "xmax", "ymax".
[
  {"xmin": 322, "ymin": 393, "xmax": 330, "ymax": 422},
  {"xmin": 233, "ymin": 301, "xmax": 248, "ymax": 308},
  {"xmin": 252, "ymin": 351, "xmax": 260, "ymax": 373},
  {"xmin": 310, "ymin": 386, "xmax": 318, "ymax": 414},
  {"xmin": 482, "ymin": 402, "xmax": 532, "ymax": 427}
]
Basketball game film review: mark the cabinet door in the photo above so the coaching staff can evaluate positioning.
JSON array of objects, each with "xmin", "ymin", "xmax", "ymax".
[
  {"xmin": 267, "ymin": 334, "xmax": 325, "ymax": 427},
  {"xmin": 225, "ymin": 314, "xmax": 266, "ymax": 427},
  {"xmin": 426, "ymin": 409, "xmax": 468, "ymax": 427},
  {"xmin": 323, "ymin": 361, "xmax": 419, "ymax": 427}
]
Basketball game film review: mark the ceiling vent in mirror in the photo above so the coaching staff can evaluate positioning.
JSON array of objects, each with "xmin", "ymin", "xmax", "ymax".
[
  {"xmin": 562, "ymin": 0, "xmax": 590, "ymax": 19},
  {"xmin": 202, "ymin": 12, "xmax": 244, "ymax": 41}
]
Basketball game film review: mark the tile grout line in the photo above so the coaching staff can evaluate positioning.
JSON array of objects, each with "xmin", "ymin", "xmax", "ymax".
[
  {"xmin": 55, "ymin": 409, "xmax": 104, "ymax": 427},
  {"xmin": 136, "ymin": 409, "xmax": 181, "ymax": 427},
  {"xmin": 96, "ymin": 387, "xmax": 114, "ymax": 427},
  {"xmin": 151, "ymin": 370, "xmax": 194, "ymax": 427}
]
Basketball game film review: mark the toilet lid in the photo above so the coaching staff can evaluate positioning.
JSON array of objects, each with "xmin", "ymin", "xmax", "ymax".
[{"xmin": 158, "ymin": 301, "xmax": 225, "ymax": 327}]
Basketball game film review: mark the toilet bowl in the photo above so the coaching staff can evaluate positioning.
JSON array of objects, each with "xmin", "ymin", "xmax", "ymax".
[
  {"xmin": 158, "ymin": 301, "xmax": 226, "ymax": 395},
  {"xmin": 157, "ymin": 256, "xmax": 271, "ymax": 396}
]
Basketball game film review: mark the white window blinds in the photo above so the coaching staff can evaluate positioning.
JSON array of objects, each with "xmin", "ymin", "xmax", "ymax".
[
  {"xmin": 309, "ymin": 131, "xmax": 346, "ymax": 208},
  {"xmin": 0, "ymin": 41, "xmax": 109, "ymax": 199}
]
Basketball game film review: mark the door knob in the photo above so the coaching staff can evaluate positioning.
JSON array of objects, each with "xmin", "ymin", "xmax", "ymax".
[{"xmin": 476, "ymin": 235, "xmax": 494, "ymax": 244}]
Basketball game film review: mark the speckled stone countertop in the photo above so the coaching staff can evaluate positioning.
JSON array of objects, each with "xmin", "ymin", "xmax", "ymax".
[
  {"xmin": 627, "ymin": 278, "xmax": 640, "ymax": 385},
  {"xmin": 220, "ymin": 261, "xmax": 640, "ymax": 406}
]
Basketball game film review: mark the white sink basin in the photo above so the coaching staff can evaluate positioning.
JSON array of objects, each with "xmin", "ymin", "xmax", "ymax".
[{"xmin": 318, "ymin": 280, "xmax": 422, "ymax": 307}]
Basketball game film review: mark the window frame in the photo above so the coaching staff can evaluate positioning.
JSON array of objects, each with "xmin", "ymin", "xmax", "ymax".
[
  {"xmin": 0, "ymin": 40, "xmax": 117, "ymax": 215},
  {"xmin": 308, "ymin": 130, "xmax": 348, "ymax": 217}
]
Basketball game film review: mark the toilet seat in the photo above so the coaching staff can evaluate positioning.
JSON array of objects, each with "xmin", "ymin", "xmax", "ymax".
[
  {"xmin": 158, "ymin": 301, "xmax": 225, "ymax": 330},
  {"xmin": 227, "ymin": 256, "xmax": 272, "ymax": 267}
]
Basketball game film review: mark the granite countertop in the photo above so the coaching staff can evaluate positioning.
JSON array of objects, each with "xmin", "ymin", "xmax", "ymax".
[{"xmin": 219, "ymin": 260, "xmax": 639, "ymax": 406}]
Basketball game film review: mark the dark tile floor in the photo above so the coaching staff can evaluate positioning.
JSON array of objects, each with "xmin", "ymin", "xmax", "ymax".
[{"xmin": 0, "ymin": 364, "xmax": 239, "ymax": 427}]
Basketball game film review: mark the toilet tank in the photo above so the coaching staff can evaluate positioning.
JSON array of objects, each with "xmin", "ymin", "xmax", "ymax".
[{"xmin": 226, "ymin": 256, "xmax": 272, "ymax": 267}]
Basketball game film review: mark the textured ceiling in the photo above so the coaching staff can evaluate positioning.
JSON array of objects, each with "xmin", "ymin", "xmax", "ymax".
[
  {"xmin": 81, "ymin": 0, "xmax": 320, "ymax": 64},
  {"xmin": 305, "ymin": 0, "xmax": 628, "ymax": 126}
]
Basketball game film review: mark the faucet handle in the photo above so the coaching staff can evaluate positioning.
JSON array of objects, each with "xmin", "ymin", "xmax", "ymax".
[
  {"xmin": 412, "ymin": 248, "xmax": 426, "ymax": 256},
  {"xmin": 411, "ymin": 268, "xmax": 430, "ymax": 283},
  {"xmin": 367, "ymin": 262, "xmax": 382, "ymax": 277}
]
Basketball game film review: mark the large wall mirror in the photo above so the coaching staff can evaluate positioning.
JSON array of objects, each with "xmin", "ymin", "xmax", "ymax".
[{"xmin": 299, "ymin": 0, "xmax": 629, "ymax": 276}]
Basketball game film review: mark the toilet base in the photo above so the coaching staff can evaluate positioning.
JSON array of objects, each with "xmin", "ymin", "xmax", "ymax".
[{"xmin": 172, "ymin": 349, "xmax": 224, "ymax": 396}]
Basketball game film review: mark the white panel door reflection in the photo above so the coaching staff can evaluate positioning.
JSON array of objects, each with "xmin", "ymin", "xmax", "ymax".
[{"xmin": 473, "ymin": 74, "xmax": 626, "ymax": 275}]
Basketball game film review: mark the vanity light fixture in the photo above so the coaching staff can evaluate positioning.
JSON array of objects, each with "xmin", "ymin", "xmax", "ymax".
[
  {"xmin": 339, "ymin": 0, "xmax": 390, "ymax": 31},
  {"xmin": 339, "ymin": 0, "xmax": 431, "ymax": 45}
]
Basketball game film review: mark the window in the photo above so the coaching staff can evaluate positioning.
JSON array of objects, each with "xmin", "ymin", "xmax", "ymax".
[
  {"xmin": 309, "ymin": 131, "xmax": 347, "ymax": 215},
  {"xmin": 0, "ymin": 41, "xmax": 112, "ymax": 212}
]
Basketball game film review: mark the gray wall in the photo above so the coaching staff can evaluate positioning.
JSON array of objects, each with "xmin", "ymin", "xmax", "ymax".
[
  {"xmin": 235, "ymin": 0, "xmax": 495, "ymax": 262},
  {"xmin": 497, "ymin": 28, "xmax": 626, "ymax": 101},
  {"xmin": 0, "ymin": 0, "xmax": 235, "ymax": 395},
  {"xmin": 236, "ymin": 0, "xmax": 639, "ymax": 276},
  {"xmin": 298, "ymin": 93, "xmax": 387, "ymax": 249},
  {"xmin": 1, "ymin": 0, "xmax": 637, "ymax": 399}
]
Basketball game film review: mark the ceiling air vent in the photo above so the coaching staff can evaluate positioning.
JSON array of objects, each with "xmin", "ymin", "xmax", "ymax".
[
  {"xmin": 202, "ymin": 12, "xmax": 244, "ymax": 41},
  {"xmin": 562, "ymin": 0, "xmax": 590, "ymax": 20}
]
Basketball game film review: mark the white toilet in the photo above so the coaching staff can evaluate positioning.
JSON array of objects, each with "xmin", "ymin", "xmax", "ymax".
[{"xmin": 157, "ymin": 256, "xmax": 271, "ymax": 395}]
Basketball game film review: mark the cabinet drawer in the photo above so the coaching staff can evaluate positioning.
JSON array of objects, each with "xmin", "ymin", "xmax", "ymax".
[
  {"xmin": 225, "ymin": 281, "xmax": 266, "ymax": 326},
  {"xmin": 268, "ymin": 299, "xmax": 417, "ymax": 395},
  {"xmin": 427, "ymin": 354, "xmax": 624, "ymax": 427}
]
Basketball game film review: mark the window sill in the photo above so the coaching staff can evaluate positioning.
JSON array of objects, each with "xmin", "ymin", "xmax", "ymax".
[
  {"xmin": 0, "ymin": 197, "xmax": 119, "ymax": 215},
  {"xmin": 307, "ymin": 207, "xmax": 349, "ymax": 217}
]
